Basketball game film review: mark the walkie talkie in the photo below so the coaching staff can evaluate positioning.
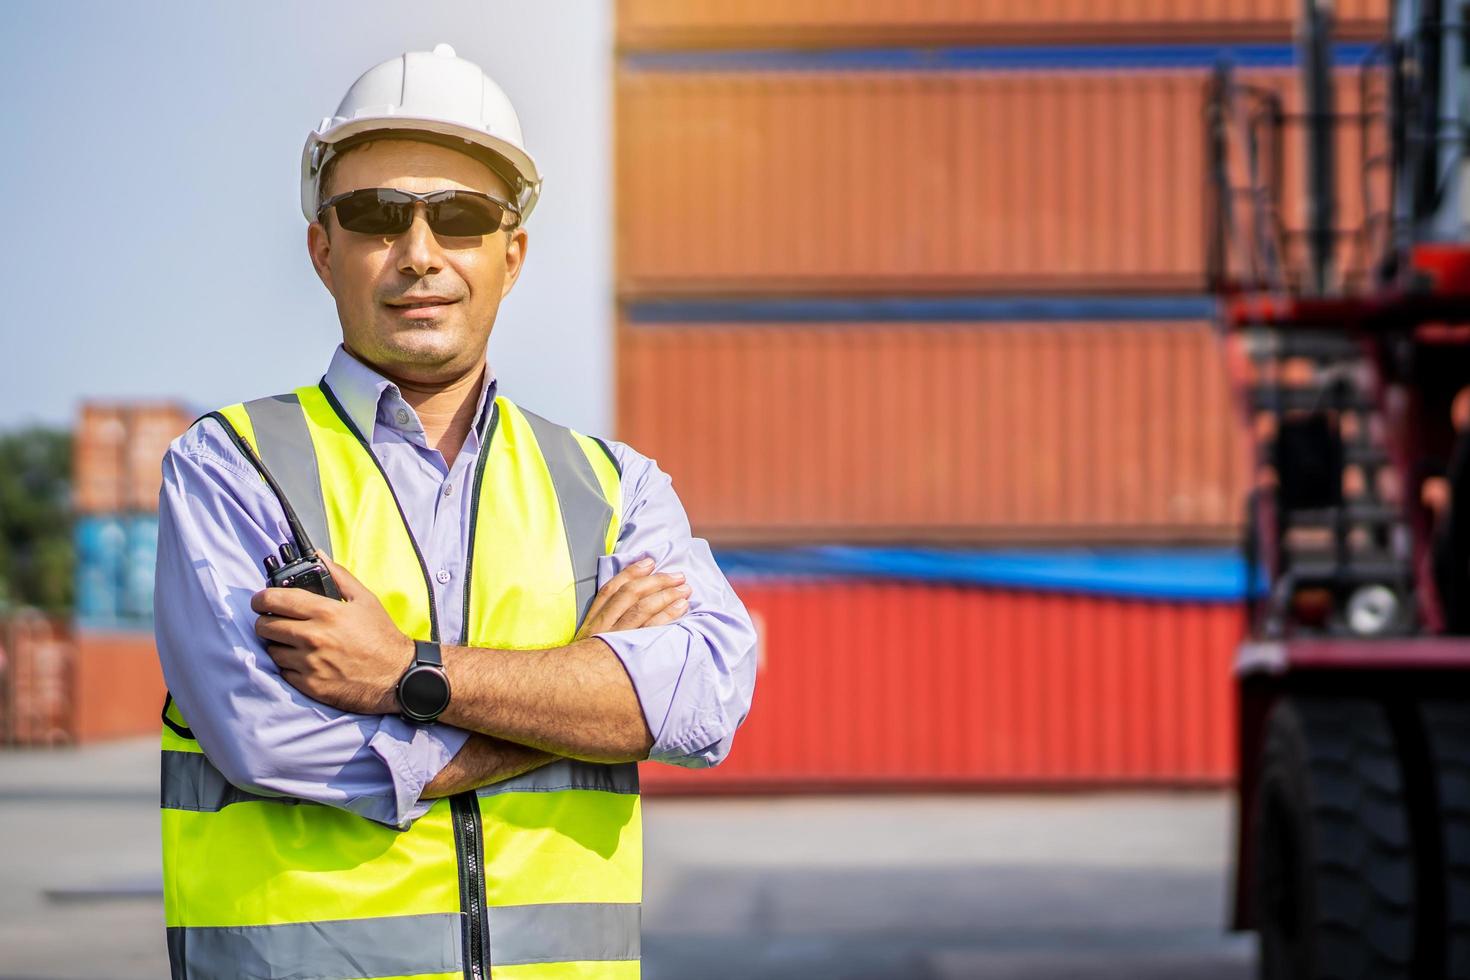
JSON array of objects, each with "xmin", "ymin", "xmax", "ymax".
[
  {"xmin": 263, "ymin": 541, "xmax": 342, "ymax": 599},
  {"xmin": 201, "ymin": 409, "xmax": 344, "ymax": 602}
]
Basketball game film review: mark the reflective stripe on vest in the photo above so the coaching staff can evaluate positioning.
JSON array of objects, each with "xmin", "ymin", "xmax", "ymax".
[{"xmin": 160, "ymin": 383, "xmax": 639, "ymax": 980}]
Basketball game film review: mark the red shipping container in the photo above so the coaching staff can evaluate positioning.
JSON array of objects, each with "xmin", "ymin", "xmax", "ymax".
[
  {"xmin": 616, "ymin": 67, "xmax": 1373, "ymax": 297},
  {"xmin": 640, "ymin": 578, "xmax": 1242, "ymax": 792},
  {"xmin": 0, "ymin": 612, "xmax": 73, "ymax": 747},
  {"xmin": 617, "ymin": 0, "xmax": 1387, "ymax": 50},
  {"xmin": 618, "ymin": 319, "xmax": 1251, "ymax": 543}
]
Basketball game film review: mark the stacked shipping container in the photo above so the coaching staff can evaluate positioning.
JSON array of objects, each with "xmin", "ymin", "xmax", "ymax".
[
  {"xmin": 617, "ymin": 0, "xmax": 1388, "ymax": 49},
  {"xmin": 620, "ymin": 315, "xmax": 1249, "ymax": 541},
  {"xmin": 72, "ymin": 403, "xmax": 191, "ymax": 630},
  {"xmin": 0, "ymin": 612, "xmax": 72, "ymax": 746},
  {"xmin": 59, "ymin": 401, "xmax": 190, "ymax": 742},
  {"xmin": 616, "ymin": 2, "xmax": 1387, "ymax": 790}
]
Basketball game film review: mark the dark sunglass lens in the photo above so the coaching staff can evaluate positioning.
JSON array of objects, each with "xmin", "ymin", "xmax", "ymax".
[
  {"xmin": 334, "ymin": 191, "xmax": 410, "ymax": 234},
  {"xmin": 429, "ymin": 195, "xmax": 504, "ymax": 236}
]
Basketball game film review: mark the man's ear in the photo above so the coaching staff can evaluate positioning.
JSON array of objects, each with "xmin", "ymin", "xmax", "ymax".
[
  {"xmin": 501, "ymin": 226, "xmax": 529, "ymax": 299},
  {"xmin": 306, "ymin": 221, "xmax": 335, "ymax": 293}
]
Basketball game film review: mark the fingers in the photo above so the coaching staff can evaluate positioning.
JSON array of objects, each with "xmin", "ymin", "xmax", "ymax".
[
  {"xmin": 254, "ymin": 611, "xmax": 312, "ymax": 647},
  {"xmin": 584, "ymin": 558, "xmax": 656, "ymax": 622},
  {"xmin": 251, "ymin": 586, "xmax": 336, "ymax": 619},
  {"xmin": 641, "ymin": 594, "xmax": 691, "ymax": 627},
  {"xmin": 265, "ymin": 642, "xmax": 306, "ymax": 673},
  {"xmin": 596, "ymin": 571, "xmax": 686, "ymax": 630},
  {"xmin": 611, "ymin": 582, "xmax": 691, "ymax": 630}
]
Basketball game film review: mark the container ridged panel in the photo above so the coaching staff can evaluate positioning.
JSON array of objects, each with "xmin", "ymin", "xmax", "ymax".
[
  {"xmin": 0, "ymin": 614, "xmax": 72, "ymax": 747},
  {"xmin": 618, "ymin": 0, "xmax": 1387, "ymax": 47},
  {"xmin": 639, "ymin": 580, "xmax": 1242, "ymax": 791},
  {"xmin": 618, "ymin": 320, "xmax": 1250, "ymax": 542},
  {"xmin": 617, "ymin": 68, "xmax": 1369, "ymax": 297},
  {"xmin": 73, "ymin": 402, "xmax": 193, "ymax": 515}
]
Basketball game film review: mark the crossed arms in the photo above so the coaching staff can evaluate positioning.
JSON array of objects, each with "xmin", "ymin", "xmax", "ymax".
[
  {"xmin": 154, "ymin": 419, "xmax": 758, "ymax": 828},
  {"xmin": 251, "ymin": 555, "xmax": 697, "ymax": 797}
]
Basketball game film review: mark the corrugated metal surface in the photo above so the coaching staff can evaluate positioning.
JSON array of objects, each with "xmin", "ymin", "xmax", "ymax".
[
  {"xmin": 616, "ymin": 67, "xmax": 1367, "ymax": 297},
  {"xmin": 618, "ymin": 0, "xmax": 1387, "ymax": 49},
  {"xmin": 124, "ymin": 405, "xmax": 192, "ymax": 512},
  {"xmin": 0, "ymin": 613, "xmax": 73, "ymax": 747},
  {"xmin": 618, "ymin": 319, "xmax": 1251, "ymax": 542},
  {"xmin": 75, "ymin": 516, "xmax": 126, "ymax": 628},
  {"xmin": 73, "ymin": 405, "xmax": 128, "ymax": 514},
  {"xmin": 0, "ymin": 618, "xmax": 188, "ymax": 750},
  {"xmin": 75, "ymin": 515, "xmax": 159, "ymax": 631},
  {"xmin": 640, "ymin": 578, "xmax": 1241, "ymax": 791},
  {"xmin": 73, "ymin": 402, "xmax": 192, "ymax": 515},
  {"xmin": 71, "ymin": 631, "xmax": 164, "ymax": 744}
]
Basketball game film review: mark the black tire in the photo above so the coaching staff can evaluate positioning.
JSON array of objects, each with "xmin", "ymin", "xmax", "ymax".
[
  {"xmin": 1255, "ymin": 696, "xmax": 1416, "ymax": 979},
  {"xmin": 1420, "ymin": 700, "xmax": 1470, "ymax": 978}
]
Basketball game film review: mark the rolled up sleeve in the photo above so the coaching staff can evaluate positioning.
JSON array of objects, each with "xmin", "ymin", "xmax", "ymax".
[
  {"xmin": 154, "ymin": 419, "xmax": 469, "ymax": 830},
  {"xmin": 591, "ymin": 441, "xmax": 758, "ymax": 768}
]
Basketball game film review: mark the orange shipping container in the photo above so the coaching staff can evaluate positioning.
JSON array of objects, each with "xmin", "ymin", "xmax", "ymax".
[
  {"xmin": 617, "ymin": 319, "xmax": 1251, "ymax": 543},
  {"xmin": 640, "ymin": 578, "xmax": 1242, "ymax": 792},
  {"xmin": 123, "ymin": 404, "xmax": 194, "ymax": 512},
  {"xmin": 73, "ymin": 405, "xmax": 128, "ymax": 514},
  {"xmin": 73, "ymin": 401, "xmax": 193, "ymax": 515},
  {"xmin": 618, "ymin": 0, "xmax": 1386, "ymax": 49},
  {"xmin": 71, "ymin": 631, "xmax": 165, "ymax": 744},
  {"xmin": 616, "ymin": 67, "xmax": 1373, "ymax": 297}
]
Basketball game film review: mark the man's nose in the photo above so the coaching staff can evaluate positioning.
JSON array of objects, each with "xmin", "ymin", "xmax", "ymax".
[{"xmin": 395, "ymin": 204, "xmax": 443, "ymax": 278}]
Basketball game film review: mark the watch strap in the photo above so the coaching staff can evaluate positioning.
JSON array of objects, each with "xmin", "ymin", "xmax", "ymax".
[{"xmin": 414, "ymin": 639, "xmax": 443, "ymax": 668}]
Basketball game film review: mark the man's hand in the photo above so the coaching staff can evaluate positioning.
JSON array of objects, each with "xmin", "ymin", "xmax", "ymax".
[
  {"xmin": 575, "ymin": 557, "xmax": 691, "ymax": 640},
  {"xmin": 253, "ymin": 556, "xmax": 412, "ymax": 714},
  {"xmin": 255, "ymin": 554, "xmax": 693, "ymax": 717}
]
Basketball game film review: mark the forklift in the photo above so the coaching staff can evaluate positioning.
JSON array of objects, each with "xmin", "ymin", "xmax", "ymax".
[{"xmin": 1208, "ymin": 1, "xmax": 1470, "ymax": 976}]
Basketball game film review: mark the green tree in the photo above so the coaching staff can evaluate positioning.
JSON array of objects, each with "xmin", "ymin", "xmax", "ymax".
[{"xmin": 0, "ymin": 427, "xmax": 73, "ymax": 615}]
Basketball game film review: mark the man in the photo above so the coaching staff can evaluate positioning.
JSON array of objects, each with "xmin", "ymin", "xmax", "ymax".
[{"xmin": 154, "ymin": 43, "xmax": 757, "ymax": 979}]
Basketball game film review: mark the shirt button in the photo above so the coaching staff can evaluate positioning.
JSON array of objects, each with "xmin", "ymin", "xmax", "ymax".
[
  {"xmin": 395, "ymin": 408, "xmax": 410, "ymax": 426},
  {"xmin": 436, "ymin": 569, "xmax": 451, "ymax": 585},
  {"xmin": 443, "ymin": 483, "xmax": 454, "ymax": 497}
]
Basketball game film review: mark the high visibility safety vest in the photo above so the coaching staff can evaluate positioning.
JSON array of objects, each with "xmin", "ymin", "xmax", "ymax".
[{"xmin": 160, "ymin": 380, "xmax": 641, "ymax": 980}]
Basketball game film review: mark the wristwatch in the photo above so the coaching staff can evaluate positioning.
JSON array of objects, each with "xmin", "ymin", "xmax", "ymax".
[{"xmin": 396, "ymin": 640, "xmax": 452, "ymax": 724}]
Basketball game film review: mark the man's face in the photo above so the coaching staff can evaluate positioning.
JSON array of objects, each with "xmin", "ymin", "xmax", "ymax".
[{"xmin": 305, "ymin": 138, "xmax": 528, "ymax": 383}]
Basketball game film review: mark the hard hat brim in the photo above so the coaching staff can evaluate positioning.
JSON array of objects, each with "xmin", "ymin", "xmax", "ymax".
[{"xmin": 301, "ymin": 115, "xmax": 542, "ymax": 224}]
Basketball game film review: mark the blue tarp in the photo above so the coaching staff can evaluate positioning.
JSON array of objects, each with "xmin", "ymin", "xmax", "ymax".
[{"xmin": 712, "ymin": 545, "xmax": 1266, "ymax": 603}]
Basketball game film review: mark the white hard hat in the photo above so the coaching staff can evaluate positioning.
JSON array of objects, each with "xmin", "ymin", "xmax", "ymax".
[{"xmin": 301, "ymin": 43, "xmax": 542, "ymax": 225}]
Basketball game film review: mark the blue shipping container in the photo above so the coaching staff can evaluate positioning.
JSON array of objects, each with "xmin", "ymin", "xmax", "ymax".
[
  {"xmin": 121, "ymin": 515, "xmax": 159, "ymax": 625},
  {"xmin": 75, "ymin": 514, "xmax": 157, "ymax": 631}
]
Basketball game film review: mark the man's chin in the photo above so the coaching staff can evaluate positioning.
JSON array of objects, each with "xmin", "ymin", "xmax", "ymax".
[
  {"xmin": 345, "ymin": 320, "xmax": 477, "ymax": 378},
  {"xmin": 373, "ymin": 318, "xmax": 461, "ymax": 359}
]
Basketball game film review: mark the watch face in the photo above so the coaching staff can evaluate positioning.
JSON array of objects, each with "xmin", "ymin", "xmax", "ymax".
[{"xmin": 398, "ymin": 666, "xmax": 451, "ymax": 720}]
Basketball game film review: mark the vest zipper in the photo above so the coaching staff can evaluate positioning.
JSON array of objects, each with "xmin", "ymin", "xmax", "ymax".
[
  {"xmin": 450, "ymin": 793, "xmax": 488, "ymax": 979},
  {"xmin": 318, "ymin": 380, "xmax": 493, "ymax": 979}
]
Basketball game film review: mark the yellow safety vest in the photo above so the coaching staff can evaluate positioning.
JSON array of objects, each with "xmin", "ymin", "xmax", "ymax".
[{"xmin": 159, "ymin": 381, "xmax": 641, "ymax": 980}]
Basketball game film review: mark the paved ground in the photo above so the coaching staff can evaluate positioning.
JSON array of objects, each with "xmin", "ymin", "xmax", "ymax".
[{"xmin": 0, "ymin": 738, "xmax": 1255, "ymax": 979}]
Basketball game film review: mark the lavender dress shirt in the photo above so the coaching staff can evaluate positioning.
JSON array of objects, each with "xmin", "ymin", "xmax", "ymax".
[{"xmin": 154, "ymin": 344, "xmax": 757, "ymax": 829}]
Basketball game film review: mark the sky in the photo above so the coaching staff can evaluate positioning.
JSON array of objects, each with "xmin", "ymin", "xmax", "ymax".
[{"xmin": 0, "ymin": 1, "xmax": 614, "ymax": 434}]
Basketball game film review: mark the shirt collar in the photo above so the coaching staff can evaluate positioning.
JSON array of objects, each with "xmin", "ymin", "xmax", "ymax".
[{"xmin": 321, "ymin": 344, "xmax": 497, "ymax": 443}]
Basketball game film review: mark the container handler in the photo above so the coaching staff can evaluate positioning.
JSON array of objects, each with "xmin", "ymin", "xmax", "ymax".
[{"xmin": 1208, "ymin": 0, "xmax": 1470, "ymax": 975}]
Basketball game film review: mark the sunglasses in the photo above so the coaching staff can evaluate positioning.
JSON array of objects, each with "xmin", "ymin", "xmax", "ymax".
[{"xmin": 316, "ymin": 187, "xmax": 519, "ymax": 237}]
